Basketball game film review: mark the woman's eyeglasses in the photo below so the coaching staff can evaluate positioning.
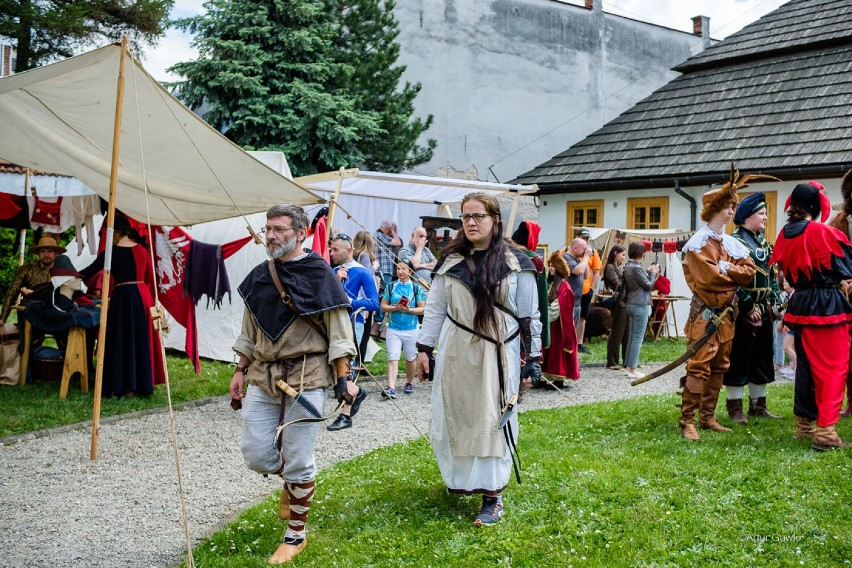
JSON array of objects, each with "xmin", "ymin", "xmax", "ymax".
[{"xmin": 460, "ymin": 213, "xmax": 492, "ymax": 224}]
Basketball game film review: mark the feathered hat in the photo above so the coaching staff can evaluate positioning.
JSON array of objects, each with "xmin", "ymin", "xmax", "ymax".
[{"xmin": 700, "ymin": 162, "xmax": 780, "ymax": 223}]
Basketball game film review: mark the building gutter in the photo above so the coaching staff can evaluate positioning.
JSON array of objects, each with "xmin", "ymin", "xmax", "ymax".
[{"xmin": 673, "ymin": 179, "xmax": 696, "ymax": 231}]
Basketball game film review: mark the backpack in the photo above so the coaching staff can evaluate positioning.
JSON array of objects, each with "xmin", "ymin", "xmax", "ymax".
[{"xmin": 386, "ymin": 280, "xmax": 422, "ymax": 308}]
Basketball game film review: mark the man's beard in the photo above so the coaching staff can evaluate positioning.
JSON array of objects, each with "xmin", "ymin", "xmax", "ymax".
[{"xmin": 267, "ymin": 235, "xmax": 298, "ymax": 259}]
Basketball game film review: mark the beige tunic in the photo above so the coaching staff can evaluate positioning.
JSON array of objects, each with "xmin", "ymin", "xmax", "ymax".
[{"xmin": 233, "ymin": 306, "xmax": 356, "ymax": 398}]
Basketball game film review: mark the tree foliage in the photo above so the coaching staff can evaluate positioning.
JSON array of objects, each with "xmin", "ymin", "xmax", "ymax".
[
  {"xmin": 335, "ymin": 0, "xmax": 435, "ymax": 172},
  {"xmin": 169, "ymin": 0, "xmax": 434, "ymax": 176},
  {"xmin": 0, "ymin": 0, "xmax": 173, "ymax": 72}
]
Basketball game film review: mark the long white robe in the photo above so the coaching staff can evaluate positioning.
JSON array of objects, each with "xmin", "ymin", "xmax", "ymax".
[{"xmin": 418, "ymin": 252, "xmax": 541, "ymax": 494}]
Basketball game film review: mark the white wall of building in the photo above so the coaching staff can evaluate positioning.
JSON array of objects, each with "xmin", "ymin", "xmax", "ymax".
[
  {"xmin": 393, "ymin": 0, "xmax": 708, "ymax": 183},
  {"xmin": 538, "ymin": 178, "xmax": 847, "ymax": 251}
]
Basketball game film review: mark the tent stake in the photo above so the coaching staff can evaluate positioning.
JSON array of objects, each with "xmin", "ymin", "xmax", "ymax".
[{"xmin": 90, "ymin": 36, "xmax": 128, "ymax": 461}]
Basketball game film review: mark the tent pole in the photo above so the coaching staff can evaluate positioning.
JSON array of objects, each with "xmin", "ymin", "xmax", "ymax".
[
  {"xmin": 90, "ymin": 36, "xmax": 128, "ymax": 461},
  {"xmin": 507, "ymin": 192, "xmax": 520, "ymax": 233},
  {"xmin": 325, "ymin": 166, "xmax": 345, "ymax": 239}
]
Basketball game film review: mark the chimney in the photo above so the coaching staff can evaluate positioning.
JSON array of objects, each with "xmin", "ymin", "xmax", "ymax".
[
  {"xmin": 585, "ymin": 0, "xmax": 602, "ymax": 13},
  {"xmin": 692, "ymin": 15, "xmax": 711, "ymax": 48}
]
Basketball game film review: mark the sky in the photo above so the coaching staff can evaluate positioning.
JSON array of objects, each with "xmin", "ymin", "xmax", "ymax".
[{"xmin": 140, "ymin": 0, "xmax": 790, "ymax": 82}]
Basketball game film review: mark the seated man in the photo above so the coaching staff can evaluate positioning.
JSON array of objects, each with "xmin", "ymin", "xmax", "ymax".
[
  {"xmin": 398, "ymin": 227, "xmax": 437, "ymax": 287},
  {"xmin": 0, "ymin": 236, "xmax": 66, "ymax": 325}
]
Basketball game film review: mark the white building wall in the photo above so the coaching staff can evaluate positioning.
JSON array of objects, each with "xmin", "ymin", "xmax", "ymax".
[
  {"xmin": 538, "ymin": 179, "xmax": 847, "ymax": 252},
  {"xmin": 393, "ymin": 0, "xmax": 707, "ymax": 183}
]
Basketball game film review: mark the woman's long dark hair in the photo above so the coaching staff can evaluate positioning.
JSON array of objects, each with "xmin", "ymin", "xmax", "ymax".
[
  {"xmin": 441, "ymin": 193, "xmax": 507, "ymax": 337},
  {"xmin": 605, "ymin": 244, "xmax": 625, "ymax": 267}
]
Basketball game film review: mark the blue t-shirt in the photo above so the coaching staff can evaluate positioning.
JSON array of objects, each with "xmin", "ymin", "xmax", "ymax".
[{"xmin": 383, "ymin": 280, "xmax": 425, "ymax": 331}]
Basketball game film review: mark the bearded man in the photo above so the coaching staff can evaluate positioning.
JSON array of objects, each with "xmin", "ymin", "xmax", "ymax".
[
  {"xmin": 0, "ymin": 236, "xmax": 66, "ymax": 325},
  {"xmin": 229, "ymin": 204, "xmax": 357, "ymax": 563}
]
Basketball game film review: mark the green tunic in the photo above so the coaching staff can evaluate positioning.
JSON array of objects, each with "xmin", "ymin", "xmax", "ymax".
[{"xmin": 724, "ymin": 227, "xmax": 782, "ymax": 387}]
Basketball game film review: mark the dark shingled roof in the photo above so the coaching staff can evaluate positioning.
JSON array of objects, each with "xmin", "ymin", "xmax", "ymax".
[{"xmin": 513, "ymin": 0, "xmax": 852, "ymax": 192}]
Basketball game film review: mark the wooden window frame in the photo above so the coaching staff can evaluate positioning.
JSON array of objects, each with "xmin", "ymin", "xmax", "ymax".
[
  {"xmin": 566, "ymin": 199, "xmax": 604, "ymax": 243},
  {"xmin": 627, "ymin": 197, "xmax": 669, "ymax": 230}
]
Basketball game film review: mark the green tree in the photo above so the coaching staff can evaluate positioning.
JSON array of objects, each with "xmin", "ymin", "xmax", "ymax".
[
  {"xmin": 169, "ymin": 0, "xmax": 433, "ymax": 176},
  {"xmin": 0, "ymin": 0, "xmax": 174, "ymax": 72},
  {"xmin": 335, "ymin": 0, "xmax": 434, "ymax": 172}
]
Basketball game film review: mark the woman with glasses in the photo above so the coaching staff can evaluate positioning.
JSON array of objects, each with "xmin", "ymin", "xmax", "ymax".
[{"xmin": 416, "ymin": 193, "xmax": 541, "ymax": 527}]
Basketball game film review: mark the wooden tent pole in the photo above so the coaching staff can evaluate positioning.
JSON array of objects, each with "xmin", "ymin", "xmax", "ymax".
[
  {"xmin": 90, "ymin": 36, "xmax": 128, "ymax": 461},
  {"xmin": 506, "ymin": 191, "xmax": 520, "ymax": 233},
  {"xmin": 325, "ymin": 166, "xmax": 345, "ymax": 239}
]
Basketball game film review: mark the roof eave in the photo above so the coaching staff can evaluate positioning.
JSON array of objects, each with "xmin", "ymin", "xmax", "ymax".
[{"xmin": 533, "ymin": 163, "xmax": 852, "ymax": 194}]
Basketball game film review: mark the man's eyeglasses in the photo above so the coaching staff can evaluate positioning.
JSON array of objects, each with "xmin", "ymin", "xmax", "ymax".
[
  {"xmin": 262, "ymin": 225, "xmax": 296, "ymax": 236},
  {"xmin": 334, "ymin": 233, "xmax": 352, "ymax": 242},
  {"xmin": 460, "ymin": 213, "xmax": 492, "ymax": 224}
]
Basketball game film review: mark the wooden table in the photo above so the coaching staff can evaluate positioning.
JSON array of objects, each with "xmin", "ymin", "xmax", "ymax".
[{"xmin": 647, "ymin": 296, "xmax": 690, "ymax": 341}]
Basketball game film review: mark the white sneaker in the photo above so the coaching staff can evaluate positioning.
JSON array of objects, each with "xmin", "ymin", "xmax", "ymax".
[{"xmin": 625, "ymin": 370, "xmax": 645, "ymax": 379}]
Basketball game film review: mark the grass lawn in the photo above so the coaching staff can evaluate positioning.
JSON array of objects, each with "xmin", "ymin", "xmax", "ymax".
[{"xmin": 188, "ymin": 383, "xmax": 851, "ymax": 567}]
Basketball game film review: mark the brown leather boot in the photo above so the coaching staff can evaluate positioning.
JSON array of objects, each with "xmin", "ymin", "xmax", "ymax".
[
  {"xmin": 811, "ymin": 424, "xmax": 852, "ymax": 451},
  {"xmin": 794, "ymin": 416, "xmax": 816, "ymax": 440},
  {"xmin": 680, "ymin": 421, "xmax": 700, "ymax": 441},
  {"xmin": 698, "ymin": 373, "xmax": 731, "ymax": 432},
  {"xmin": 726, "ymin": 398, "xmax": 748, "ymax": 424},
  {"xmin": 268, "ymin": 539, "xmax": 308, "ymax": 564},
  {"xmin": 699, "ymin": 419, "xmax": 732, "ymax": 432},
  {"xmin": 679, "ymin": 376, "xmax": 702, "ymax": 441},
  {"xmin": 748, "ymin": 396, "xmax": 783, "ymax": 419}
]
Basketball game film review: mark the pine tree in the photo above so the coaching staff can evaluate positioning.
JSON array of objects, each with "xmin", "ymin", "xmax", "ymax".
[
  {"xmin": 170, "ymin": 0, "xmax": 384, "ymax": 176},
  {"xmin": 335, "ymin": 0, "xmax": 435, "ymax": 172},
  {"xmin": 0, "ymin": 0, "xmax": 173, "ymax": 72}
]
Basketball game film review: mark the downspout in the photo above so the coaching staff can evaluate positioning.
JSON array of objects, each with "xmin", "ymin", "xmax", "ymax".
[{"xmin": 673, "ymin": 179, "xmax": 696, "ymax": 231}]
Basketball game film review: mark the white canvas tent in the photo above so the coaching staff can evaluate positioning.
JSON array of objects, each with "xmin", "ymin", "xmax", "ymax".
[
  {"xmin": 300, "ymin": 169, "xmax": 537, "ymax": 240},
  {"xmin": 0, "ymin": 43, "xmax": 322, "ymax": 224},
  {"xmin": 159, "ymin": 168, "xmax": 537, "ymax": 362},
  {"xmin": 0, "ymin": 41, "xmax": 323, "ymax": 470}
]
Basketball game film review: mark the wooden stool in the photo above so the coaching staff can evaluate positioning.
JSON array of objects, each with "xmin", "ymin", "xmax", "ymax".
[{"xmin": 59, "ymin": 326, "xmax": 88, "ymax": 399}]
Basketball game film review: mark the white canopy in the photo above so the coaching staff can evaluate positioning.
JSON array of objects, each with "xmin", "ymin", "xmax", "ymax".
[
  {"xmin": 0, "ymin": 44, "xmax": 321, "ymax": 226},
  {"xmin": 300, "ymin": 169, "xmax": 535, "ymax": 204},
  {"xmin": 298, "ymin": 168, "xmax": 537, "ymax": 239}
]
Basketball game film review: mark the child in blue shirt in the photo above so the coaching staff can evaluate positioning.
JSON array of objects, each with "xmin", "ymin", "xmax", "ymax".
[{"xmin": 380, "ymin": 262, "xmax": 426, "ymax": 398}]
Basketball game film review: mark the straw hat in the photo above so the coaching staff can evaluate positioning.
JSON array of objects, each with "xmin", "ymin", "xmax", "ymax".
[{"xmin": 28, "ymin": 236, "xmax": 66, "ymax": 254}]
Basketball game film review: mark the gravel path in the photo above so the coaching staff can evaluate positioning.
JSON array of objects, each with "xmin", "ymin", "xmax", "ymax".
[{"xmin": 0, "ymin": 365, "xmax": 688, "ymax": 568}]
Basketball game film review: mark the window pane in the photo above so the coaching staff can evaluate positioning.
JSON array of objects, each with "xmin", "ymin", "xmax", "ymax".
[
  {"xmin": 574, "ymin": 210, "xmax": 584, "ymax": 226},
  {"xmin": 650, "ymin": 207, "xmax": 661, "ymax": 224},
  {"xmin": 587, "ymin": 209, "xmax": 597, "ymax": 226}
]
